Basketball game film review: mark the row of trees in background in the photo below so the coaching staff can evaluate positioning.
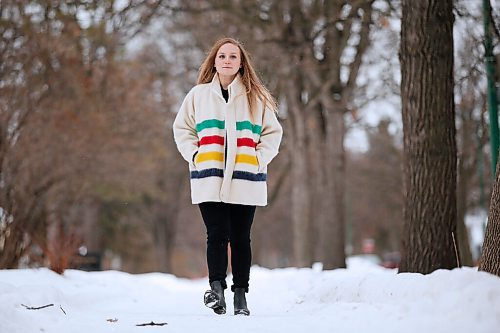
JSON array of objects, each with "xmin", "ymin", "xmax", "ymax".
[
  {"xmin": 0, "ymin": 0, "xmax": 184, "ymax": 272},
  {"xmin": 0, "ymin": 0, "xmax": 498, "ymax": 276}
]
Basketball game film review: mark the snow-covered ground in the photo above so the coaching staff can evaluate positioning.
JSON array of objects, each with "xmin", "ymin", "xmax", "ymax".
[{"xmin": 1, "ymin": 259, "xmax": 499, "ymax": 333}]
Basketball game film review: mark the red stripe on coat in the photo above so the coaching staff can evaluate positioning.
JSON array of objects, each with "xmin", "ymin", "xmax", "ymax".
[
  {"xmin": 237, "ymin": 138, "xmax": 257, "ymax": 148},
  {"xmin": 199, "ymin": 135, "xmax": 225, "ymax": 146}
]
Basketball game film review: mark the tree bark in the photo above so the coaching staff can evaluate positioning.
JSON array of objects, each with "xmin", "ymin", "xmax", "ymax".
[
  {"xmin": 307, "ymin": 107, "xmax": 326, "ymax": 263},
  {"xmin": 291, "ymin": 126, "xmax": 313, "ymax": 267},
  {"xmin": 457, "ymin": 151, "xmax": 473, "ymax": 266},
  {"xmin": 0, "ymin": 223, "xmax": 25, "ymax": 268},
  {"xmin": 321, "ymin": 108, "xmax": 347, "ymax": 269},
  {"xmin": 399, "ymin": 0, "xmax": 458, "ymax": 273},
  {"xmin": 287, "ymin": 77, "xmax": 314, "ymax": 267},
  {"xmin": 479, "ymin": 154, "xmax": 500, "ymax": 276}
]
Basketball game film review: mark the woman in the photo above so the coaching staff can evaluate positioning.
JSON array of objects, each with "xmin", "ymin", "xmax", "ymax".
[{"xmin": 173, "ymin": 37, "xmax": 282, "ymax": 316}]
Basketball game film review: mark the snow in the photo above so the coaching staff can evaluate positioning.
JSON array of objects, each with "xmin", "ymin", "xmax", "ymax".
[
  {"xmin": 1, "ymin": 260, "xmax": 499, "ymax": 333},
  {"xmin": 465, "ymin": 211, "xmax": 488, "ymax": 261}
]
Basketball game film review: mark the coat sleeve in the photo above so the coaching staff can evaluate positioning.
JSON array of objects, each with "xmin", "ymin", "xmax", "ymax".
[
  {"xmin": 255, "ymin": 107, "xmax": 283, "ymax": 173},
  {"xmin": 173, "ymin": 89, "xmax": 199, "ymax": 168}
]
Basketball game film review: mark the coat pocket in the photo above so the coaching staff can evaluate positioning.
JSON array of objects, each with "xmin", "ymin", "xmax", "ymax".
[{"xmin": 235, "ymin": 151, "xmax": 260, "ymax": 174}]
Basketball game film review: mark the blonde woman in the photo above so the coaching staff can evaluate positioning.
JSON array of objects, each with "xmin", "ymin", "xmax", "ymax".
[{"xmin": 173, "ymin": 37, "xmax": 282, "ymax": 316}]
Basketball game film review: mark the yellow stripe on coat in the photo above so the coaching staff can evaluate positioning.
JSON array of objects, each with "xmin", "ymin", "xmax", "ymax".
[
  {"xmin": 235, "ymin": 154, "xmax": 258, "ymax": 166},
  {"xmin": 196, "ymin": 152, "xmax": 224, "ymax": 163}
]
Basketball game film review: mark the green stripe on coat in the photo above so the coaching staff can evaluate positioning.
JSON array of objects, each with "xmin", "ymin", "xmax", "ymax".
[
  {"xmin": 196, "ymin": 119, "xmax": 225, "ymax": 132},
  {"xmin": 236, "ymin": 121, "xmax": 262, "ymax": 135}
]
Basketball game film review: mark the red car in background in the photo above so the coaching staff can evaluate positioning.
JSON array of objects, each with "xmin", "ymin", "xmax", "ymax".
[{"xmin": 381, "ymin": 252, "xmax": 401, "ymax": 269}]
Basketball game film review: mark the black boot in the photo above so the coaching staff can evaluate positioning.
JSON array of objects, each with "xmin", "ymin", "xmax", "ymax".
[
  {"xmin": 204, "ymin": 281, "xmax": 226, "ymax": 315},
  {"xmin": 233, "ymin": 288, "xmax": 250, "ymax": 316}
]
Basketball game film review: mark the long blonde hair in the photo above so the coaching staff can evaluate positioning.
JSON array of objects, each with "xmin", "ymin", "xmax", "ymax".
[{"xmin": 197, "ymin": 37, "xmax": 278, "ymax": 115}]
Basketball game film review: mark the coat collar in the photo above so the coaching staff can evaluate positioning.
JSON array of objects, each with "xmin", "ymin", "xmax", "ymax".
[{"xmin": 210, "ymin": 73, "xmax": 245, "ymax": 102}]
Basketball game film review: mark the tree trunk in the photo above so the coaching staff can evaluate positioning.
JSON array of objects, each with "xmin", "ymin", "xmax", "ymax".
[
  {"xmin": 0, "ymin": 223, "xmax": 25, "ymax": 268},
  {"xmin": 457, "ymin": 153, "xmax": 473, "ymax": 266},
  {"xmin": 479, "ymin": 155, "xmax": 500, "ymax": 276},
  {"xmin": 287, "ymin": 80, "xmax": 314, "ymax": 268},
  {"xmin": 153, "ymin": 212, "xmax": 171, "ymax": 272},
  {"xmin": 399, "ymin": 0, "xmax": 458, "ymax": 273},
  {"xmin": 291, "ymin": 131, "xmax": 313, "ymax": 267},
  {"xmin": 321, "ymin": 108, "xmax": 347, "ymax": 269},
  {"xmin": 307, "ymin": 108, "xmax": 325, "ymax": 263}
]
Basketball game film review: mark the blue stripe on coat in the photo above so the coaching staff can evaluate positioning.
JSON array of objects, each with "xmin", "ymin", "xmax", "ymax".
[
  {"xmin": 232, "ymin": 171, "xmax": 267, "ymax": 181},
  {"xmin": 191, "ymin": 168, "xmax": 224, "ymax": 179},
  {"xmin": 191, "ymin": 169, "xmax": 267, "ymax": 182}
]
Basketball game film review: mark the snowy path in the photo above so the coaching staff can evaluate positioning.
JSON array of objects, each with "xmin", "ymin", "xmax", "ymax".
[{"xmin": 1, "ymin": 262, "xmax": 499, "ymax": 333}]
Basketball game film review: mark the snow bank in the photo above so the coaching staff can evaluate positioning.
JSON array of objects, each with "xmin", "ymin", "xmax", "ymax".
[{"xmin": 0, "ymin": 263, "xmax": 498, "ymax": 333}]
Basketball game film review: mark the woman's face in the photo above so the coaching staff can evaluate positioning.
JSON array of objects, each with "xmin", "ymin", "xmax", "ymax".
[{"xmin": 214, "ymin": 43, "xmax": 241, "ymax": 78}]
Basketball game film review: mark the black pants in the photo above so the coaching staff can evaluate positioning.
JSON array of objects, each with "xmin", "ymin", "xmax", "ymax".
[{"xmin": 199, "ymin": 202, "xmax": 256, "ymax": 292}]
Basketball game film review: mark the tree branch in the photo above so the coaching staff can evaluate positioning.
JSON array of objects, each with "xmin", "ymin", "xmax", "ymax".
[
  {"xmin": 343, "ymin": 2, "xmax": 374, "ymax": 106},
  {"xmin": 22, "ymin": 303, "xmax": 54, "ymax": 310},
  {"xmin": 136, "ymin": 321, "xmax": 168, "ymax": 326}
]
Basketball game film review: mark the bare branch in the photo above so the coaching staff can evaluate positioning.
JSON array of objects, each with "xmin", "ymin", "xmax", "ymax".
[
  {"xmin": 136, "ymin": 321, "xmax": 168, "ymax": 326},
  {"xmin": 21, "ymin": 304, "xmax": 54, "ymax": 310},
  {"xmin": 343, "ymin": 2, "xmax": 374, "ymax": 106}
]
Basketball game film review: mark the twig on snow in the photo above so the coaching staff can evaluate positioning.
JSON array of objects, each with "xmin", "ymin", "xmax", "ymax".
[
  {"xmin": 21, "ymin": 304, "xmax": 54, "ymax": 310},
  {"xmin": 136, "ymin": 321, "xmax": 168, "ymax": 326}
]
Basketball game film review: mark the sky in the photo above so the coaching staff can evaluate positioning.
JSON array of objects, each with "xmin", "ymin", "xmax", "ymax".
[{"xmin": 1, "ymin": 258, "xmax": 499, "ymax": 333}]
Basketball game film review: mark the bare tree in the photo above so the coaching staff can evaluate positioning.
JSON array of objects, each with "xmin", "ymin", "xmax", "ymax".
[
  {"xmin": 398, "ymin": 0, "xmax": 458, "ymax": 273},
  {"xmin": 0, "ymin": 0, "xmax": 171, "ymax": 272}
]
